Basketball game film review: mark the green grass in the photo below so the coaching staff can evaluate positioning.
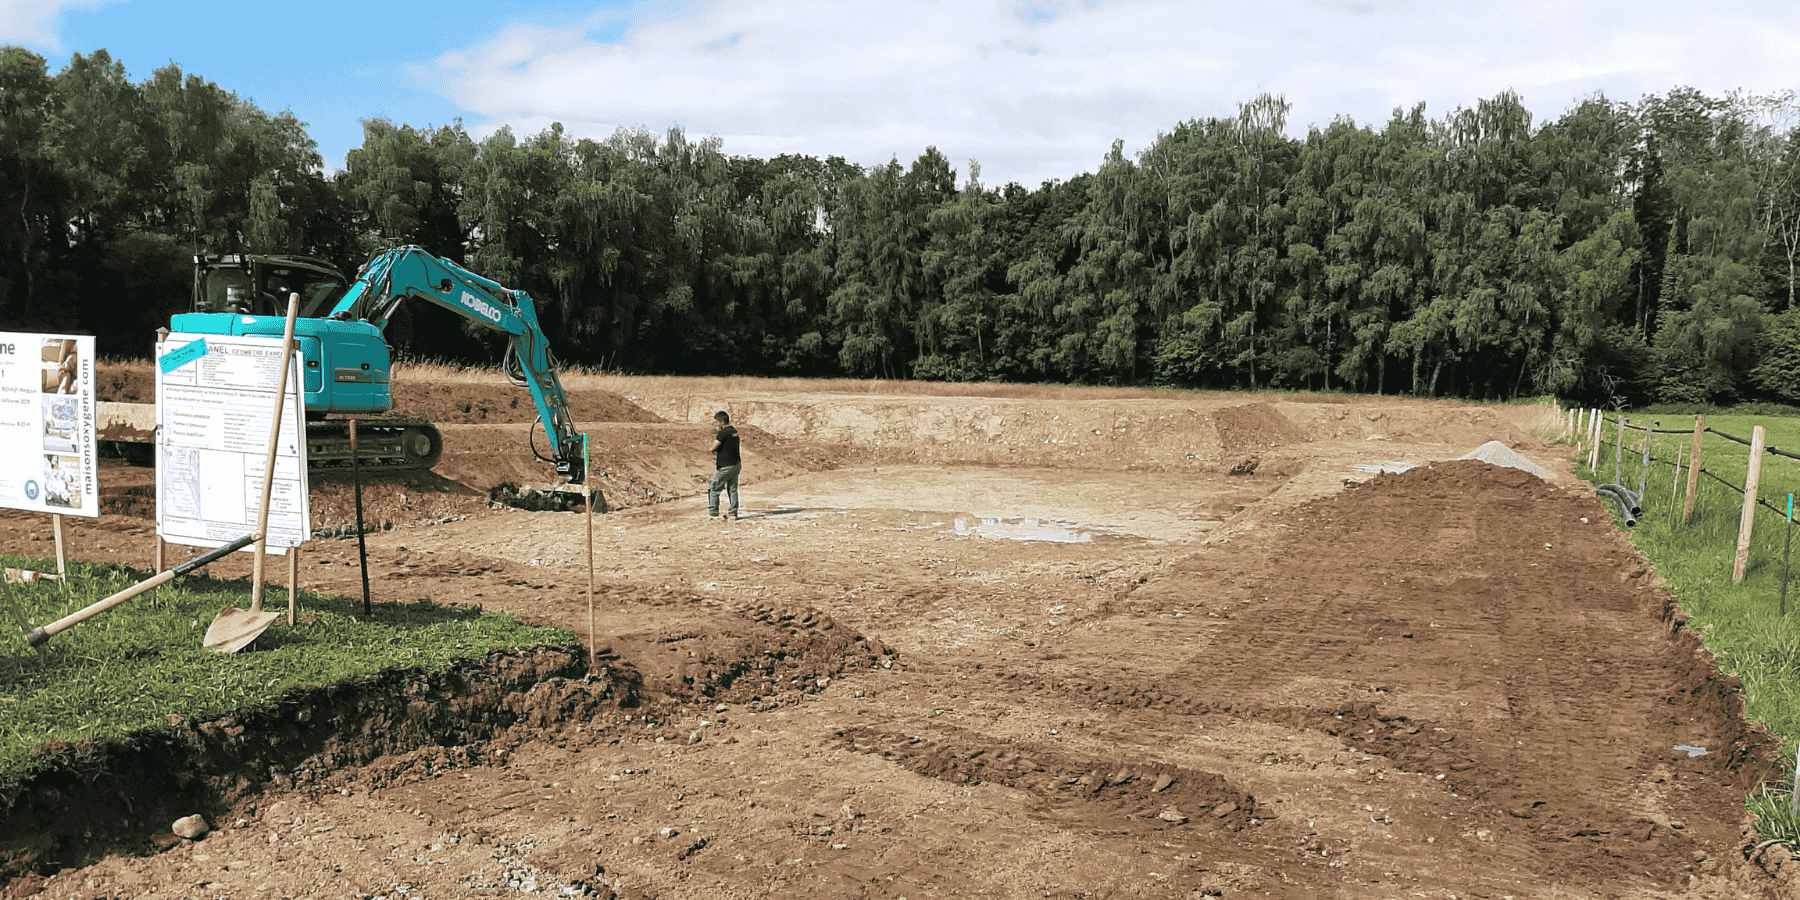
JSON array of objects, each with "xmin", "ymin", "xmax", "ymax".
[
  {"xmin": 0, "ymin": 554, "xmax": 572, "ymax": 795},
  {"xmin": 1573, "ymin": 409, "xmax": 1800, "ymax": 846}
]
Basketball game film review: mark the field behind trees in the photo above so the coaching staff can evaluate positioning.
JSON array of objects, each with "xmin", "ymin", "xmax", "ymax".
[{"xmin": 4, "ymin": 46, "xmax": 1800, "ymax": 407}]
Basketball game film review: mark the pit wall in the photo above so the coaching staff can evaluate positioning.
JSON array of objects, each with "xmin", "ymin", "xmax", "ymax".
[
  {"xmin": 0, "ymin": 646, "xmax": 609, "ymax": 883},
  {"xmin": 635, "ymin": 394, "xmax": 1552, "ymax": 469}
]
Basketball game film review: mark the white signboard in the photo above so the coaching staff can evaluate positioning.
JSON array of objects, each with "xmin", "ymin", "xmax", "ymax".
[
  {"xmin": 155, "ymin": 332, "xmax": 310, "ymax": 553},
  {"xmin": 0, "ymin": 333, "xmax": 99, "ymax": 517}
]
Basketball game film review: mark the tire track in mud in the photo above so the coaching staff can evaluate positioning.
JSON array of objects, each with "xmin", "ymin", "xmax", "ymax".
[
  {"xmin": 1046, "ymin": 460, "xmax": 1762, "ymax": 891},
  {"xmin": 831, "ymin": 722, "xmax": 1262, "ymax": 833},
  {"xmin": 839, "ymin": 459, "xmax": 1767, "ymax": 895}
]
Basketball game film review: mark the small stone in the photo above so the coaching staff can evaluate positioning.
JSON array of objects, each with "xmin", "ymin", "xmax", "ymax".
[
  {"xmin": 1152, "ymin": 774, "xmax": 1175, "ymax": 793},
  {"xmin": 1210, "ymin": 801, "xmax": 1238, "ymax": 818},
  {"xmin": 173, "ymin": 815, "xmax": 209, "ymax": 840},
  {"xmin": 1158, "ymin": 808, "xmax": 1189, "ymax": 825}
]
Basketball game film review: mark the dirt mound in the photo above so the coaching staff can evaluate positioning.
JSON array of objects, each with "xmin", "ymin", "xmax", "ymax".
[
  {"xmin": 1213, "ymin": 402, "xmax": 1308, "ymax": 453},
  {"xmin": 393, "ymin": 380, "xmax": 663, "ymax": 426}
]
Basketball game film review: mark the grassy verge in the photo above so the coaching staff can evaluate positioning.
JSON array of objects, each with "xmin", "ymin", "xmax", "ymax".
[
  {"xmin": 1569, "ymin": 410, "xmax": 1800, "ymax": 846},
  {"xmin": 0, "ymin": 554, "xmax": 572, "ymax": 795}
]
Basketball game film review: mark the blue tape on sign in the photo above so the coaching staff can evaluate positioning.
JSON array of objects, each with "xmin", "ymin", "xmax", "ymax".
[{"xmin": 158, "ymin": 338, "xmax": 208, "ymax": 373}]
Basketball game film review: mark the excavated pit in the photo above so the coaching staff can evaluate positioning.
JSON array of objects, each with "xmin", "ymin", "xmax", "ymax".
[{"xmin": 6, "ymin": 369, "xmax": 1791, "ymax": 899}]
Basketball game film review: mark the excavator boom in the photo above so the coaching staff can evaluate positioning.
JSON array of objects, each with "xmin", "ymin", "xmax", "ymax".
[
  {"xmin": 328, "ymin": 247, "xmax": 586, "ymax": 483},
  {"xmin": 142, "ymin": 246, "xmax": 585, "ymax": 484}
]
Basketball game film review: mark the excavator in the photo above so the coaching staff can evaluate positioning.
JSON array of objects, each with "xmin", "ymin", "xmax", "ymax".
[{"xmin": 101, "ymin": 246, "xmax": 586, "ymax": 485}]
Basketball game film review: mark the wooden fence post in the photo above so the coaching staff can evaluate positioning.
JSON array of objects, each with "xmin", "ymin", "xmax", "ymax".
[
  {"xmin": 1734, "ymin": 425, "xmax": 1766, "ymax": 583},
  {"xmin": 1684, "ymin": 415, "xmax": 1705, "ymax": 520},
  {"xmin": 1638, "ymin": 420, "xmax": 1653, "ymax": 496}
]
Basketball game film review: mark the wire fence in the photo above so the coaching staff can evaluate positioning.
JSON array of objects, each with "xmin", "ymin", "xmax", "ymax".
[{"xmin": 1567, "ymin": 407, "xmax": 1800, "ymax": 598}]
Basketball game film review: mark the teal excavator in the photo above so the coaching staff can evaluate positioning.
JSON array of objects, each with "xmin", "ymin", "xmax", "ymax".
[{"xmin": 104, "ymin": 246, "xmax": 586, "ymax": 484}]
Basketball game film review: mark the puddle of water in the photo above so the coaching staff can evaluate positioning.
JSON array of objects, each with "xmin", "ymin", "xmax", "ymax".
[
  {"xmin": 750, "ymin": 505, "xmax": 1141, "ymax": 542},
  {"xmin": 951, "ymin": 514, "xmax": 1125, "ymax": 542},
  {"xmin": 888, "ymin": 510, "xmax": 1135, "ymax": 543}
]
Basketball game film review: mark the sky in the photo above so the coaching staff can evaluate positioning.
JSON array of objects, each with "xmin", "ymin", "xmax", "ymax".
[{"xmin": 4, "ymin": 0, "xmax": 1798, "ymax": 189}]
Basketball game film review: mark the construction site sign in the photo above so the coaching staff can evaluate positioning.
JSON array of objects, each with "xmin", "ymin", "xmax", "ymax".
[
  {"xmin": 0, "ymin": 332, "xmax": 99, "ymax": 517},
  {"xmin": 155, "ymin": 332, "xmax": 310, "ymax": 552}
]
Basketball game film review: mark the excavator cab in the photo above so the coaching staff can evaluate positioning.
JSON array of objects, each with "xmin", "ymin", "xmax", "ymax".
[{"xmin": 193, "ymin": 254, "xmax": 350, "ymax": 319}]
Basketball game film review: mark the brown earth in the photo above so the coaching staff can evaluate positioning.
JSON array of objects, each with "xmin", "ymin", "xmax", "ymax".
[{"xmin": 2, "ymin": 369, "xmax": 1794, "ymax": 898}]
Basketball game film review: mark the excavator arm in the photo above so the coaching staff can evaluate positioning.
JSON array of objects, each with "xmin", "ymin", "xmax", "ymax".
[{"xmin": 332, "ymin": 246, "xmax": 586, "ymax": 484}]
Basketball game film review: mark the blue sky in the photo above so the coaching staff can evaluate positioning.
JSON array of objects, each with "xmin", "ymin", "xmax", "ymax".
[{"xmin": 5, "ymin": 0, "xmax": 1798, "ymax": 189}]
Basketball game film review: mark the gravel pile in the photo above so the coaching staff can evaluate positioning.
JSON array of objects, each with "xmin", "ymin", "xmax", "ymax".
[{"xmin": 1458, "ymin": 440, "xmax": 1556, "ymax": 479}]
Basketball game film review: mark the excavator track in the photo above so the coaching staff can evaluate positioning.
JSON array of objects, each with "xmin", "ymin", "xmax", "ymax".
[
  {"xmin": 101, "ymin": 403, "xmax": 442, "ymax": 473},
  {"xmin": 304, "ymin": 416, "xmax": 443, "ymax": 472}
]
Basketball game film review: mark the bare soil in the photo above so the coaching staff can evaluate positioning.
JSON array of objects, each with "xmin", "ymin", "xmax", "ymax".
[{"xmin": 2, "ymin": 370, "xmax": 1793, "ymax": 899}]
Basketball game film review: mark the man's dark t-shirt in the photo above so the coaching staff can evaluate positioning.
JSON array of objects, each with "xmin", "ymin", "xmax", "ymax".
[{"xmin": 714, "ymin": 425, "xmax": 741, "ymax": 468}]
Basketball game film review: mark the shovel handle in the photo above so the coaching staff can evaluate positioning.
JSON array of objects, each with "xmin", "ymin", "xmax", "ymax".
[{"xmin": 25, "ymin": 534, "xmax": 258, "ymax": 647}]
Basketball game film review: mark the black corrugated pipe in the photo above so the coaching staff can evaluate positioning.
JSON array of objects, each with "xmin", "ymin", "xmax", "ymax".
[
  {"xmin": 1597, "ymin": 483, "xmax": 1642, "ymax": 516},
  {"xmin": 1596, "ymin": 484, "xmax": 1639, "ymax": 526}
]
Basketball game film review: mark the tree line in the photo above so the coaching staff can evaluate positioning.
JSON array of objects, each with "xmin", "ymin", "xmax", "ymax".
[{"xmin": 4, "ymin": 46, "xmax": 1800, "ymax": 406}]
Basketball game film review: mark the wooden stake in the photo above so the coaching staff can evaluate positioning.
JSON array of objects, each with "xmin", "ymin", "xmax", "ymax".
[
  {"xmin": 288, "ymin": 542, "xmax": 299, "ymax": 626},
  {"xmin": 51, "ymin": 514, "xmax": 66, "ymax": 577},
  {"xmin": 154, "ymin": 534, "xmax": 164, "ymax": 573},
  {"xmin": 1792, "ymin": 741, "xmax": 1800, "ymax": 814},
  {"xmin": 1588, "ymin": 414, "xmax": 1602, "ymax": 471},
  {"xmin": 1684, "ymin": 415, "xmax": 1705, "ymax": 520},
  {"xmin": 1733, "ymin": 425, "xmax": 1766, "ymax": 584}
]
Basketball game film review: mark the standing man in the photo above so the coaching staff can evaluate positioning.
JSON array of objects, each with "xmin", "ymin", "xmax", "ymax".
[{"xmin": 708, "ymin": 410, "xmax": 741, "ymax": 520}]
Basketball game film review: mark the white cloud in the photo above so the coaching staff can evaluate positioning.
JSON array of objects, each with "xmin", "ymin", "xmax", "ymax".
[
  {"xmin": 426, "ymin": 0, "xmax": 1800, "ymax": 189},
  {"xmin": 0, "ymin": 0, "xmax": 116, "ymax": 48}
]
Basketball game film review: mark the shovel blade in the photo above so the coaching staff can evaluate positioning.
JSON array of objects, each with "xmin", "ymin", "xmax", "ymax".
[{"xmin": 203, "ymin": 607, "xmax": 280, "ymax": 653}]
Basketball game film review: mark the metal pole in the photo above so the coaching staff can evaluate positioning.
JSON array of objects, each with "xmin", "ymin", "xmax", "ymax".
[
  {"xmin": 1614, "ymin": 415, "xmax": 1626, "ymax": 484},
  {"xmin": 351, "ymin": 417, "xmax": 371, "ymax": 617},
  {"xmin": 1783, "ymin": 494, "xmax": 1793, "ymax": 616}
]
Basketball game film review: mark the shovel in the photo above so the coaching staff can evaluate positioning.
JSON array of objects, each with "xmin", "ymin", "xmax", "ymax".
[
  {"xmin": 24, "ymin": 535, "xmax": 258, "ymax": 647},
  {"xmin": 204, "ymin": 293, "xmax": 300, "ymax": 653}
]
